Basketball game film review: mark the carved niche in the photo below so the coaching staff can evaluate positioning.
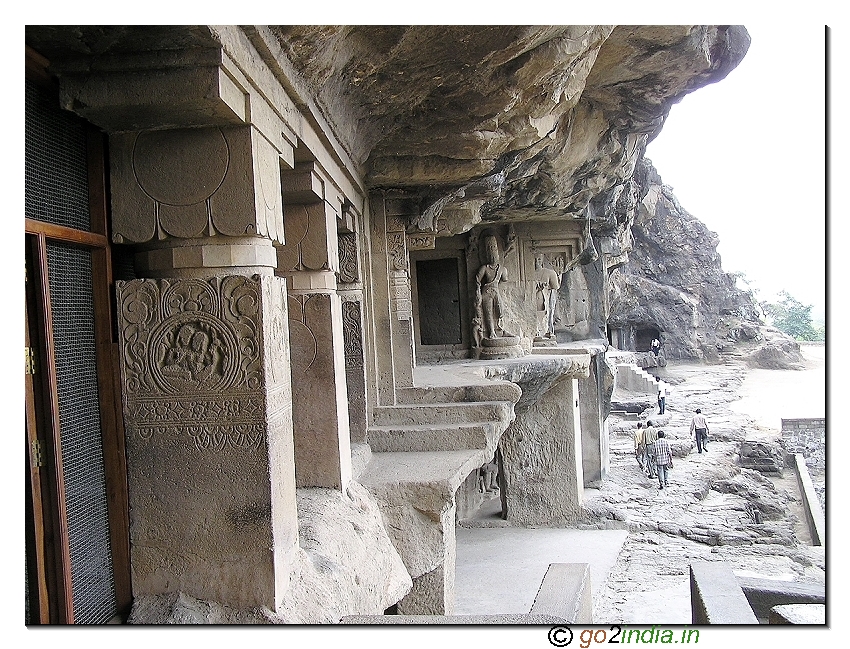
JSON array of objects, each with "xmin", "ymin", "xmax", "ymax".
[{"xmin": 117, "ymin": 276, "xmax": 270, "ymax": 452}]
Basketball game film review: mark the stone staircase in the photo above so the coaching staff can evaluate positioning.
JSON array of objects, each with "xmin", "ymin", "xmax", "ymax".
[
  {"xmin": 615, "ymin": 362, "xmax": 663, "ymax": 394},
  {"xmin": 356, "ymin": 373, "xmax": 521, "ymax": 613}
]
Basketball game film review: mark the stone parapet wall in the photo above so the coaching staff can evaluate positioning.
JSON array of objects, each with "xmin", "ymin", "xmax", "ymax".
[
  {"xmin": 781, "ymin": 419, "xmax": 825, "ymax": 473},
  {"xmin": 781, "ymin": 418, "xmax": 825, "ymax": 511}
]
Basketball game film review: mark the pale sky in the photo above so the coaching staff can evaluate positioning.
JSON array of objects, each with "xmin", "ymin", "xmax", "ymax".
[{"xmin": 646, "ymin": 24, "xmax": 827, "ymax": 321}]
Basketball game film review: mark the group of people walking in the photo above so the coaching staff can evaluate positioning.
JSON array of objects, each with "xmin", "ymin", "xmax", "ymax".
[
  {"xmin": 633, "ymin": 420, "xmax": 673, "ymax": 489},
  {"xmin": 632, "ymin": 379, "xmax": 711, "ymax": 489}
]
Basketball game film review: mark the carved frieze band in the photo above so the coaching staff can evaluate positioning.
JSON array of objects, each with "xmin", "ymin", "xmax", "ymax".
[
  {"xmin": 338, "ymin": 232, "xmax": 359, "ymax": 283},
  {"xmin": 342, "ymin": 300, "xmax": 364, "ymax": 369},
  {"xmin": 406, "ymin": 233, "xmax": 436, "ymax": 250},
  {"xmin": 117, "ymin": 276, "xmax": 270, "ymax": 451}
]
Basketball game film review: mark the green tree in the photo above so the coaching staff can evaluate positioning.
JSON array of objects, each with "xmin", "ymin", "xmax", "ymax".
[{"xmin": 760, "ymin": 291, "xmax": 824, "ymax": 341}]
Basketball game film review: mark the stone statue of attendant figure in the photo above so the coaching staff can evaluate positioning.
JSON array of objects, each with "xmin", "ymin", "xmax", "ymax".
[
  {"xmin": 533, "ymin": 253, "xmax": 562, "ymax": 341},
  {"xmin": 474, "ymin": 234, "xmax": 514, "ymax": 340}
]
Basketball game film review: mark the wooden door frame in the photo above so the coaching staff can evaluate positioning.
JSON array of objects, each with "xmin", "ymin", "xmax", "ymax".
[{"xmin": 25, "ymin": 46, "xmax": 132, "ymax": 623}]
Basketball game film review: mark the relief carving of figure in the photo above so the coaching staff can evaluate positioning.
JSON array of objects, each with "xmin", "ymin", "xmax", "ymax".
[
  {"xmin": 533, "ymin": 253, "xmax": 563, "ymax": 340},
  {"xmin": 474, "ymin": 234, "xmax": 514, "ymax": 340},
  {"xmin": 161, "ymin": 321, "xmax": 224, "ymax": 385},
  {"xmin": 479, "ymin": 455, "xmax": 499, "ymax": 493}
]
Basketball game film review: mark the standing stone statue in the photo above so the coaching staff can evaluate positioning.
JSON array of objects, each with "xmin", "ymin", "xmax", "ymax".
[
  {"xmin": 474, "ymin": 234, "xmax": 513, "ymax": 340},
  {"xmin": 471, "ymin": 232, "xmax": 523, "ymax": 360},
  {"xmin": 533, "ymin": 253, "xmax": 562, "ymax": 342}
]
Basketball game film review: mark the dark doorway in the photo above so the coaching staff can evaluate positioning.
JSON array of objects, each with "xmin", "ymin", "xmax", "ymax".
[
  {"xmin": 636, "ymin": 327, "xmax": 661, "ymax": 352},
  {"xmin": 415, "ymin": 257, "xmax": 462, "ymax": 345}
]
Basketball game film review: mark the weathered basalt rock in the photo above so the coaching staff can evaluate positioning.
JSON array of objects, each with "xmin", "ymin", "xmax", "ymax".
[{"xmin": 607, "ymin": 159, "xmax": 802, "ymax": 366}]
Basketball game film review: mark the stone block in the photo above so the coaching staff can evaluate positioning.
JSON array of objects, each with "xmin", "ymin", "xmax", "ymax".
[
  {"xmin": 689, "ymin": 562, "xmax": 758, "ymax": 624},
  {"xmin": 769, "ymin": 604, "xmax": 825, "ymax": 625},
  {"xmin": 529, "ymin": 563, "xmax": 593, "ymax": 624},
  {"xmin": 111, "ymin": 126, "xmax": 284, "ymax": 248},
  {"xmin": 287, "ymin": 291, "xmax": 352, "ymax": 490},
  {"xmin": 737, "ymin": 576, "xmax": 825, "ymax": 621},
  {"xmin": 116, "ymin": 275, "xmax": 297, "ymax": 610},
  {"xmin": 500, "ymin": 377, "xmax": 584, "ymax": 525}
]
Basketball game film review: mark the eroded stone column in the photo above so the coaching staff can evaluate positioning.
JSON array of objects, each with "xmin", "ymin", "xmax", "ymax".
[
  {"xmin": 580, "ymin": 354, "xmax": 607, "ymax": 486},
  {"xmin": 116, "ymin": 275, "xmax": 296, "ymax": 609},
  {"xmin": 110, "ymin": 123, "xmax": 298, "ymax": 610},
  {"xmin": 500, "ymin": 376, "xmax": 585, "ymax": 525},
  {"xmin": 278, "ymin": 166, "xmax": 352, "ymax": 489}
]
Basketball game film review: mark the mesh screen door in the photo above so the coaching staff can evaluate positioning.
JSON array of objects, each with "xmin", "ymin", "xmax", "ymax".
[{"xmin": 25, "ymin": 69, "xmax": 129, "ymax": 624}]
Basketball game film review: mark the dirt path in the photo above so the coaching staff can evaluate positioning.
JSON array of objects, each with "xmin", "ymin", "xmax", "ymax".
[{"xmin": 588, "ymin": 349, "xmax": 825, "ymax": 624}]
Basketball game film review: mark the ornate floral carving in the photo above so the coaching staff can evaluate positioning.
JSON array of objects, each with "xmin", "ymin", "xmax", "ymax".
[
  {"xmin": 117, "ymin": 276, "xmax": 272, "ymax": 452},
  {"xmin": 337, "ymin": 232, "xmax": 359, "ymax": 283},
  {"xmin": 342, "ymin": 300, "xmax": 364, "ymax": 369},
  {"xmin": 386, "ymin": 215, "xmax": 408, "ymax": 232},
  {"xmin": 387, "ymin": 232, "xmax": 408, "ymax": 271}
]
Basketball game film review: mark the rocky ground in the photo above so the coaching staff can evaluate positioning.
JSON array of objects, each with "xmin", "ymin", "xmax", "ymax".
[{"xmin": 585, "ymin": 347, "xmax": 825, "ymax": 624}]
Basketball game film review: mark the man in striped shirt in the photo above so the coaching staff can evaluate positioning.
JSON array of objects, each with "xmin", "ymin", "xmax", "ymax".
[{"xmin": 654, "ymin": 431, "xmax": 673, "ymax": 489}]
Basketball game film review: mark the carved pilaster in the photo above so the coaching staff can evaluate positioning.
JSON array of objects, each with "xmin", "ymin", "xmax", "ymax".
[
  {"xmin": 341, "ymin": 296, "xmax": 368, "ymax": 443},
  {"xmin": 338, "ymin": 232, "xmax": 360, "ymax": 284},
  {"xmin": 116, "ymin": 275, "xmax": 296, "ymax": 609},
  {"xmin": 286, "ymin": 290, "xmax": 352, "ymax": 489}
]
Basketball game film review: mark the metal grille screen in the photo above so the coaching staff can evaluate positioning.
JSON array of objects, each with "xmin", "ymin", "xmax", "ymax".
[
  {"xmin": 47, "ymin": 226, "xmax": 117, "ymax": 622},
  {"xmin": 25, "ymin": 80, "xmax": 91, "ymax": 231}
]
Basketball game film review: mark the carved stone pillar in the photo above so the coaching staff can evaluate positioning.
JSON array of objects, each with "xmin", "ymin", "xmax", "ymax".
[
  {"xmin": 116, "ymin": 275, "xmax": 296, "ymax": 609},
  {"xmin": 367, "ymin": 194, "xmax": 416, "ymax": 406},
  {"xmin": 386, "ymin": 213, "xmax": 416, "ymax": 387},
  {"xmin": 278, "ymin": 164, "xmax": 352, "ymax": 489},
  {"xmin": 338, "ymin": 228, "xmax": 368, "ymax": 444},
  {"xmin": 500, "ymin": 373, "xmax": 586, "ymax": 525},
  {"xmin": 580, "ymin": 354, "xmax": 608, "ymax": 486},
  {"xmin": 109, "ymin": 123, "xmax": 298, "ymax": 610}
]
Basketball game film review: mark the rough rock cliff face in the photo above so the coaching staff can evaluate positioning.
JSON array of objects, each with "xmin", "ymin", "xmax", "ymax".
[
  {"xmin": 607, "ymin": 159, "xmax": 803, "ymax": 368},
  {"xmin": 263, "ymin": 25, "xmax": 750, "ymax": 231}
]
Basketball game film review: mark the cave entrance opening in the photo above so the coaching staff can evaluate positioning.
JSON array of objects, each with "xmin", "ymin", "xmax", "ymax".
[{"xmin": 635, "ymin": 327, "xmax": 660, "ymax": 352}]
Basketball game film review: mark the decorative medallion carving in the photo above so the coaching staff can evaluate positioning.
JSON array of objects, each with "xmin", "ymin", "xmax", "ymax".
[{"xmin": 117, "ymin": 276, "xmax": 268, "ymax": 452}]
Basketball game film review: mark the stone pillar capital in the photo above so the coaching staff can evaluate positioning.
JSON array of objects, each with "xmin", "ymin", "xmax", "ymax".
[{"xmin": 110, "ymin": 126, "xmax": 287, "ymax": 254}]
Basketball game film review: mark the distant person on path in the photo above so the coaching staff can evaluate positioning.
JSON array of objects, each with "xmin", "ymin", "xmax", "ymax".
[
  {"xmin": 651, "ymin": 337, "xmax": 661, "ymax": 358},
  {"xmin": 634, "ymin": 422, "xmax": 646, "ymax": 472},
  {"xmin": 656, "ymin": 376, "xmax": 666, "ymax": 415},
  {"xmin": 690, "ymin": 408, "xmax": 710, "ymax": 453},
  {"xmin": 643, "ymin": 420, "xmax": 659, "ymax": 479},
  {"xmin": 654, "ymin": 431, "xmax": 673, "ymax": 489}
]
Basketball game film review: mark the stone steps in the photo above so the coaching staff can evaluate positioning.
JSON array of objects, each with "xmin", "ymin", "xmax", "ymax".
[
  {"xmin": 367, "ymin": 421, "xmax": 499, "ymax": 453},
  {"xmin": 397, "ymin": 382, "xmax": 521, "ymax": 405},
  {"xmin": 372, "ymin": 401, "xmax": 513, "ymax": 427}
]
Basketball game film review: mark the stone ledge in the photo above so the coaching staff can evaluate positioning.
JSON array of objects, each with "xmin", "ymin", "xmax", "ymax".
[
  {"xmin": 769, "ymin": 604, "xmax": 825, "ymax": 625},
  {"xmin": 530, "ymin": 563, "xmax": 593, "ymax": 624},
  {"xmin": 690, "ymin": 562, "xmax": 759, "ymax": 624},
  {"xmin": 737, "ymin": 576, "xmax": 825, "ymax": 622},
  {"xmin": 792, "ymin": 453, "xmax": 825, "ymax": 546},
  {"xmin": 341, "ymin": 613, "xmax": 569, "ymax": 624}
]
